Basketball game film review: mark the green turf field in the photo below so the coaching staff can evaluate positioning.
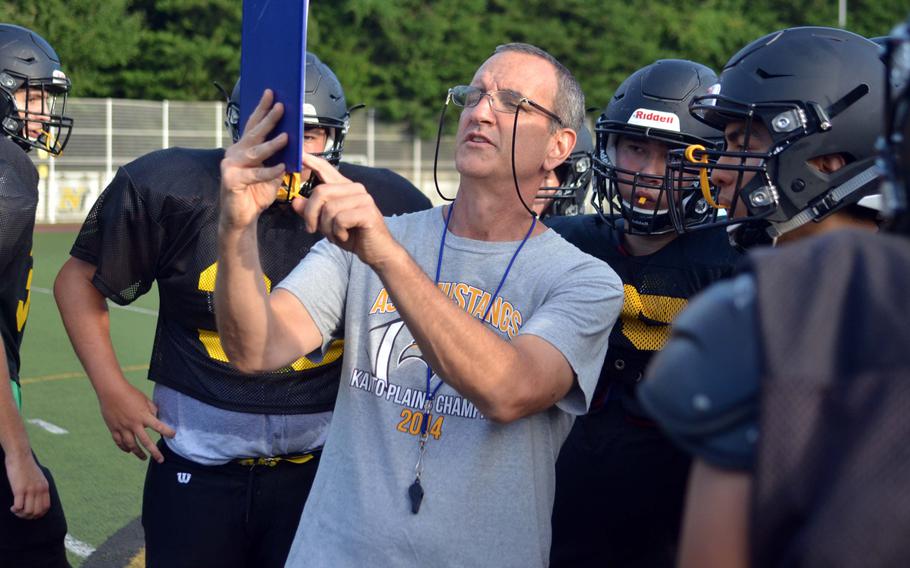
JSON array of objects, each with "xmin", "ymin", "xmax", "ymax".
[{"xmin": 21, "ymin": 229, "xmax": 158, "ymax": 567}]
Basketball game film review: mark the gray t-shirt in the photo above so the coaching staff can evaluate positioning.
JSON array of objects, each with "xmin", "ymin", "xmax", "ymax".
[{"xmin": 277, "ymin": 207, "xmax": 622, "ymax": 567}]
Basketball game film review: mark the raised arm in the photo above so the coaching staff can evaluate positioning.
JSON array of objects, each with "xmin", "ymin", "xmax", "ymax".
[
  {"xmin": 372, "ymin": 245, "xmax": 578, "ymax": 422},
  {"xmin": 297, "ymin": 152, "xmax": 618, "ymax": 423},
  {"xmin": 215, "ymin": 90, "xmax": 323, "ymax": 372}
]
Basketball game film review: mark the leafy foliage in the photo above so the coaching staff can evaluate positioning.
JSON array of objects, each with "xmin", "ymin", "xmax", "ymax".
[
  {"xmin": 0, "ymin": 0, "xmax": 142, "ymax": 96},
  {"xmin": 1, "ymin": 0, "xmax": 907, "ymax": 132}
]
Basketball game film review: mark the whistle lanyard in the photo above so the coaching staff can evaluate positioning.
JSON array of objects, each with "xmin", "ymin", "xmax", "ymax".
[{"xmin": 408, "ymin": 202, "xmax": 537, "ymax": 514}]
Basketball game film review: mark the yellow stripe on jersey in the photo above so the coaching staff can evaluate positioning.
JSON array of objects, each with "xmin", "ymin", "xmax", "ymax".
[
  {"xmin": 620, "ymin": 284, "xmax": 688, "ymax": 351},
  {"xmin": 290, "ymin": 339, "xmax": 344, "ymax": 371},
  {"xmin": 16, "ymin": 266, "xmax": 32, "ymax": 332},
  {"xmin": 197, "ymin": 262, "xmax": 271, "ymax": 293},
  {"xmin": 198, "ymin": 328, "xmax": 230, "ymax": 362},
  {"xmin": 197, "ymin": 329, "xmax": 344, "ymax": 372}
]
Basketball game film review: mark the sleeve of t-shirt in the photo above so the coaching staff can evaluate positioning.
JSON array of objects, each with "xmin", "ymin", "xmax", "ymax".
[
  {"xmin": 519, "ymin": 250, "xmax": 624, "ymax": 415},
  {"xmin": 274, "ymin": 238, "xmax": 352, "ymax": 352},
  {"xmin": 70, "ymin": 166, "xmax": 164, "ymax": 305}
]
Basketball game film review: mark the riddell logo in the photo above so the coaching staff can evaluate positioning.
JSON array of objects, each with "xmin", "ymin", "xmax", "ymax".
[{"xmin": 628, "ymin": 108, "xmax": 681, "ymax": 132}]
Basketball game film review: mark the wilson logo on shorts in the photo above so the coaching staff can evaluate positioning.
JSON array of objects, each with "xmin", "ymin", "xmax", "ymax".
[{"xmin": 177, "ymin": 472, "xmax": 192, "ymax": 484}]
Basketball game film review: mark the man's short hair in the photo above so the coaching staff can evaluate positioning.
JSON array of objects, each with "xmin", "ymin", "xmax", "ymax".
[{"xmin": 492, "ymin": 43, "xmax": 585, "ymax": 134}]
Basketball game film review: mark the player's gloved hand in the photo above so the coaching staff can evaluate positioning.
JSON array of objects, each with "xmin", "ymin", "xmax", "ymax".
[
  {"xmin": 5, "ymin": 450, "xmax": 50, "ymax": 519},
  {"xmin": 219, "ymin": 89, "xmax": 288, "ymax": 231},
  {"xmin": 294, "ymin": 152, "xmax": 403, "ymax": 269},
  {"xmin": 98, "ymin": 381, "xmax": 175, "ymax": 463}
]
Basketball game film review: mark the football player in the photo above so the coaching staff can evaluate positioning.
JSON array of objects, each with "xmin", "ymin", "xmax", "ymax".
[
  {"xmin": 54, "ymin": 52, "xmax": 430, "ymax": 567},
  {"xmin": 547, "ymin": 59, "xmax": 741, "ymax": 568},
  {"xmin": 639, "ymin": 27, "xmax": 890, "ymax": 567},
  {"xmin": 665, "ymin": 28, "xmax": 882, "ymax": 245},
  {"xmin": 0, "ymin": 23, "xmax": 71, "ymax": 567},
  {"xmin": 533, "ymin": 125, "xmax": 593, "ymax": 218}
]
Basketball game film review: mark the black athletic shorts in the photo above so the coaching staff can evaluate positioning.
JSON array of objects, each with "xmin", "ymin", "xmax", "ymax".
[
  {"xmin": 550, "ymin": 395, "xmax": 690, "ymax": 568},
  {"xmin": 0, "ymin": 448, "xmax": 70, "ymax": 568},
  {"xmin": 142, "ymin": 440, "xmax": 320, "ymax": 568}
]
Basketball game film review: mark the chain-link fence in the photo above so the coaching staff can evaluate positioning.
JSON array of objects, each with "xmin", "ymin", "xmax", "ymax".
[{"xmin": 31, "ymin": 98, "xmax": 460, "ymax": 223}]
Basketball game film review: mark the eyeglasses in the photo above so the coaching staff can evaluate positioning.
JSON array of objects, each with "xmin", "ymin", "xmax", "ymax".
[{"xmin": 448, "ymin": 85, "xmax": 564, "ymax": 127}]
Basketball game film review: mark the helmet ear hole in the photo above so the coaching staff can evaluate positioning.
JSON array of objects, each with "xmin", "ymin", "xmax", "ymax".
[
  {"xmin": 0, "ymin": 87, "xmax": 15, "ymax": 125},
  {"xmin": 0, "ymin": 84, "xmax": 30, "ymax": 146}
]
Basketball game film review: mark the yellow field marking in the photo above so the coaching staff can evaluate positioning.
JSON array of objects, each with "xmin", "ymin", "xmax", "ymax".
[
  {"xmin": 20, "ymin": 364, "xmax": 149, "ymax": 385},
  {"xmin": 127, "ymin": 548, "xmax": 145, "ymax": 568}
]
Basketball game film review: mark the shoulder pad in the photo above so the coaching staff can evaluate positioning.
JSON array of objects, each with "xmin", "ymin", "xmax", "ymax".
[
  {"xmin": 639, "ymin": 274, "xmax": 761, "ymax": 470},
  {"xmin": 124, "ymin": 147, "xmax": 223, "ymax": 187}
]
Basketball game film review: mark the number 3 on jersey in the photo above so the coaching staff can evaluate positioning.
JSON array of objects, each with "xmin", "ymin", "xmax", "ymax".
[
  {"xmin": 16, "ymin": 252, "xmax": 33, "ymax": 332},
  {"xmin": 194, "ymin": 261, "xmax": 343, "ymax": 370}
]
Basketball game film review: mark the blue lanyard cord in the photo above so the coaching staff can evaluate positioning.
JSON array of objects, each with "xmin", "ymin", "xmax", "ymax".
[{"xmin": 423, "ymin": 202, "xmax": 538, "ymax": 425}]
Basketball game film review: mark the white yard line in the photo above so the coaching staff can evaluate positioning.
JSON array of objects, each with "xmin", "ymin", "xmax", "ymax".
[
  {"xmin": 65, "ymin": 534, "xmax": 96, "ymax": 558},
  {"xmin": 26, "ymin": 418, "xmax": 68, "ymax": 435},
  {"xmin": 31, "ymin": 287, "xmax": 158, "ymax": 316}
]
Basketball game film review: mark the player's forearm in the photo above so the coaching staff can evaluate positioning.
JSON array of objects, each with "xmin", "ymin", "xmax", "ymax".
[
  {"xmin": 679, "ymin": 460, "xmax": 751, "ymax": 568},
  {"xmin": 54, "ymin": 258, "xmax": 129, "ymax": 397},
  {"xmin": 0, "ymin": 348, "xmax": 31, "ymax": 459},
  {"xmin": 215, "ymin": 223, "xmax": 281, "ymax": 372},
  {"xmin": 373, "ymin": 246, "xmax": 547, "ymax": 423}
]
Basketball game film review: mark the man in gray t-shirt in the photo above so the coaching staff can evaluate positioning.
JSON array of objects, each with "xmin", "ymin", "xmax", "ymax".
[{"xmin": 215, "ymin": 43, "xmax": 622, "ymax": 567}]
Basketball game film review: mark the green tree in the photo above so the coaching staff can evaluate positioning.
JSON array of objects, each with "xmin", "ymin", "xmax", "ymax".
[
  {"xmin": 2, "ymin": 0, "xmax": 908, "ymax": 131},
  {"xmin": 118, "ymin": 0, "xmax": 242, "ymax": 100},
  {"xmin": 311, "ymin": 0, "xmax": 783, "ymax": 133},
  {"xmin": 0, "ymin": 0, "xmax": 142, "ymax": 97}
]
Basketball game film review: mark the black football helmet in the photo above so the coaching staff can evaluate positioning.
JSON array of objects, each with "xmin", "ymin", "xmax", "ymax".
[
  {"xmin": 0, "ymin": 24, "xmax": 73, "ymax": 155},
  {"xmin": 880, "ymin": 18, "xmax": 910, "ymax": 235},
  {"xmin": 593, "ymin": 59, "xmax": 721, "ymax": 234},
  {"xmin": 537, "ymin": 125, "xmax": 593, "ymax": 217},
  {"xmin": 672, "ymin": 27, "xmax": 884, "ymax": 242},
  {"xmin": 225, "ymin": 52, "xmax": 350, "ymax": 165},
  {"xmin": 225, "ymin": 52, "xmax": 351, "ymax": 200}
]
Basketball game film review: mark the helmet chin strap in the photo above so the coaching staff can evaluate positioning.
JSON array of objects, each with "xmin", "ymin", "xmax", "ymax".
[
  {"xmin": 766, "ymin": 164, "xmax": 881, "ymax": 238},
  {"xmin": 726, "ymin": 221, "xmax": 775, "ymax": 252}
]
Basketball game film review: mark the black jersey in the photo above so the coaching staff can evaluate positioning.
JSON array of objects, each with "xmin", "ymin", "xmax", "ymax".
[
  {"xmin": 750, "ymin": 230, "xmax": 910, "ymax": 568},
  {"xmin": 645, "ymin": 230, "xmax": 910, "ymax": 566},
  {"xmin": 548, "ymin": 214, "xmax": 741, "ymax": 412},
  {"xmin": 71, "ymin": 147, "xmax": 431, "ymax": 414},
  {"xmin": 0, "ymin": 137, "xmax": 39, "ymax": 387}
]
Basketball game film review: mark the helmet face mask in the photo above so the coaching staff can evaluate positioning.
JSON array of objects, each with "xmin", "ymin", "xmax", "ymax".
[
  {"xmin": 672, "ymin": 27, "xmax": 885, "ymax": 242},
  {"xmin": 666, "ymin": 94, "xmax": 812, "ymax": 232},
  {"xmin": 536, "ymin": 125, "xmax": 593, "ymax": 217},
  {"xmin": 591, "ymin": 59, "xmax": 722, "ymax": 235},
  {"xmin": 0, "ymin": 25, "xmax": 73, "ymax": 155},
  {"xmin": 300, "ymin": 99, "xmax": 348, "ymax": 166},
  {"xmin": 597, "ymin": 130, "xmax": 717, "ymax": 235}
]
